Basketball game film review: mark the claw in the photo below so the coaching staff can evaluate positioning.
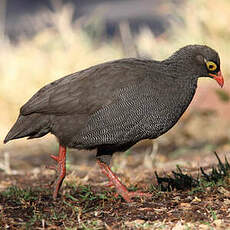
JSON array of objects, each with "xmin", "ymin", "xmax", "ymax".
[
  {"xmin": 104, "ymin": 181, "xmax": 114, "ymax": 188},
  {"xmin": 46, "ymin": 165, "xmax": 57, "ymax": 171},
  {"xmin": 50, "ymin": 154, "xmax": 59, "ymax": 162},
  {"xmin": 48, "ymin": 145, "xmax": 67, "ymax": 200},
  {"xmin": 122, "ymin": 191, "xmax": 152, "ymax": 202},
  {"xmin": 97, "ymin": 160, "xmax": 151, "ymax": 202}
]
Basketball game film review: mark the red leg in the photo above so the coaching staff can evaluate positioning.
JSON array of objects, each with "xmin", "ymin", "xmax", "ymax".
[
  {"xmin": 50, "ymin": 145, "xmax": 66, "ymax": 200},
  {"xmin": 97, "ymin": 160, "xmax": 151, "ymax": 202}
]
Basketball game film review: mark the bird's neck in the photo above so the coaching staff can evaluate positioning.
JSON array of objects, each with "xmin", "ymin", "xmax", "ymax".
[
  {"xmin": 158, "ymin": 60, "xmax": 198, "ymax": 93},
  {"xmin": 175, "ymin": 77, "xmax": 198, "ymax": 90},
  {"xmin": 160, "ymin": 58, "xmax": 198, "ymax": 80}
]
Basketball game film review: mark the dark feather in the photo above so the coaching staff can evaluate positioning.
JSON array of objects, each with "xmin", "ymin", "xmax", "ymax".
[{"xmin": 5, "ymin": 45, "xmax": 221, "ymax": 157}]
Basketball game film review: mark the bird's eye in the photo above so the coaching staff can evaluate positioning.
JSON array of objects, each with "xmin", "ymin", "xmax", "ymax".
[{"xmin": 206, "ymin": 61, "xmax": 217, "ymax": 71}]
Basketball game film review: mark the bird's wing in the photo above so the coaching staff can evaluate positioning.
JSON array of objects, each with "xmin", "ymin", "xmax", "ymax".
[
  {"xmin": 77, "ymin": 75, "xmax": 193, "ymax": 146},
  {"xmin": 20, "ymin": 58, "xmax": 155, "ymax": 116},
  {"xmin": 77, "ymin": 82, "xmax": 170, "ymax": 146}
]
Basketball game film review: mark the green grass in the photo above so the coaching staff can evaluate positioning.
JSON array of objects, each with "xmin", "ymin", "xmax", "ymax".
[
  {"xmin": 200, "ymin": 152, "xmax": 230, "ymax": 183},
  {"xmin": 155, "ymin": 152, "xmax": 230, "ymax": 193},
  {"xmin": 0, "ymin": 184, "xmax": 116, "ymax": 228},
  {"xmin": 2, "ymin": 186, "xmax": 38, "ymax": 203},
  {"xmin": 155, "ymin": 166, "xmax": 200, "ymax": 192}
]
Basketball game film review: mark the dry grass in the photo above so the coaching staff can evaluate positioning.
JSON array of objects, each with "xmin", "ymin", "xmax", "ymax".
[
  {"xmin": 0, "ymin": 3, "xmax": 123, "ymax": 140},
  {"xmin": 136, "ymin": 0, "xmax": 230, "ymax": 73},
  {"xmin": 0, "ymin": 0, "xmax": 230, "ymax": 142}
]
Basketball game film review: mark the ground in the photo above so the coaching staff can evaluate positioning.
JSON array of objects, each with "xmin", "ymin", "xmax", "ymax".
[{"xmin": 1, "ymin": 143, "xmax": 230, "ymax": 229}]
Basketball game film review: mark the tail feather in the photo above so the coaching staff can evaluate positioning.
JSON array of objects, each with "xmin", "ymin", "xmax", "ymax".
[{"xmin": 4, "ymin": 113, "xmax": 50, "ymax": 144}]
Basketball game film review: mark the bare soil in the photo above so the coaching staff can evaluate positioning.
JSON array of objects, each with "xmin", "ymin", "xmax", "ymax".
[{"xmin": 1, "ymin": 149, "xmax": 230, "ymax": 229}]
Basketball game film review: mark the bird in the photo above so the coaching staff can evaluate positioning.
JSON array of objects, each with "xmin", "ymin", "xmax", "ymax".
[{"xmin": 4, "ymin": 44, "xmax": 224, "ymax": 202}]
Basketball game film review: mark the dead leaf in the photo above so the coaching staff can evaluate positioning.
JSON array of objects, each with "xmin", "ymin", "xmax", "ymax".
[
  {"xmin": 191, "ymin": 196, "xmax": 201, "ymax": 203},
  {"xmin": 218, "ymin": 187, "xmax": 230, "ymax": 196},
  {"xmin": 180, "ymin": 202, "xmax": 191, "ymax": 208}
]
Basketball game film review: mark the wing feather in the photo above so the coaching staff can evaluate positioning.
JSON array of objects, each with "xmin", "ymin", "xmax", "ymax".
[{"xmin": 20, "ymin": 58, "xmax": 155, "ymax": 116}]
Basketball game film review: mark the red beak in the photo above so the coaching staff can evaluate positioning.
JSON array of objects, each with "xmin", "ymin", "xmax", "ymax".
[{"xmin": 209, "ymin": 70, "xmax": 224, "ymax": 88}]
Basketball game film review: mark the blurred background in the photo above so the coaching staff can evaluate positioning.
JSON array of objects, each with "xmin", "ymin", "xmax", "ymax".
[{"xmin": 0, "ymin": 0, "xmax": 230, "ymax": 174}]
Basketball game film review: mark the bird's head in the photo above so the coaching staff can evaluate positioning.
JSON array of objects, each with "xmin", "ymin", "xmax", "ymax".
[{"xmin": 164, "ymin": 45, "xmax": 224, "ymax": 87}]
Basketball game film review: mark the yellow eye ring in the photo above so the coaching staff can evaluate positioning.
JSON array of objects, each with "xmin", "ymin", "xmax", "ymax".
[{"xmin": 206, "ymin": 61, "xmax": 217, "ymax": 71}]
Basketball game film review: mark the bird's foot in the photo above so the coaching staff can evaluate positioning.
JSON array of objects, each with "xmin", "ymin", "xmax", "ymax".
[
  {"xmin": 104, "ymin": 181, "xmax": 114, "ymax": 187},
  {"xmin": 120, "ymin": 190, "xmax": 152, "ymax": 202},
  {"xmin": 108, "ymin": 177, "xmax": 152, "ymax": 202},
  {"xmin": 46, "ymin": 165, "xmax": 57, "ymax": 172},
  {"xmin": 97, "ymin": 160, "xmax": 151, "ymax": 202},
  {"xmin": 48, "ymin": 145, "xmax": 67, "ymax": 200}
]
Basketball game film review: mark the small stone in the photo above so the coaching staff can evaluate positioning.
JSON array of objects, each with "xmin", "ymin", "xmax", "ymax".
[
  {"xmin": 125, "ymin": 220, "xmax": 145, "ymax": 227},
  {"xmin": 173, "ymin": 196, "xmax": 181, "ymax": 201},
  {"xmin": 213, "ymin": 219, "xmax": 223, "ymax": 227},
  {"xmin": 224, "ymin": 199, "xmax": 230, "ymax": 205},
  {"xmin": 199, "ymin": 224, "xmax": 210, "ymax": 230},
  {"xmin": 172, "ymin": 221, "xmax": 183, "ymax": 230},
  {"xmin": 180, "ymin": 202, "xmax": 191, "ymax": 208},
  {"xmin": 191, "ymin": 196, "xmax": 201, "ymax": 203},
  {"xmin": 218, "ymin": 187, "xmax": 230, "ymax": 196},
  {"xmin": 134, "ymin": 219, "xmax": 145, "ymax": 225}
]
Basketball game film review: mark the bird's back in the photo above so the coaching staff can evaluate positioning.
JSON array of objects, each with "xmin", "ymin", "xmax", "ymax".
[{"xmin": 20, "ymin": 58, "xmax": 156, "ymax": 116}]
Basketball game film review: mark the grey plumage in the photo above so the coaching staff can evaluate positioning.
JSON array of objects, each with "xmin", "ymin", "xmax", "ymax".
[{"xmin": 4, "ymin": 45, "xmax": 221, "ymax": 163}]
